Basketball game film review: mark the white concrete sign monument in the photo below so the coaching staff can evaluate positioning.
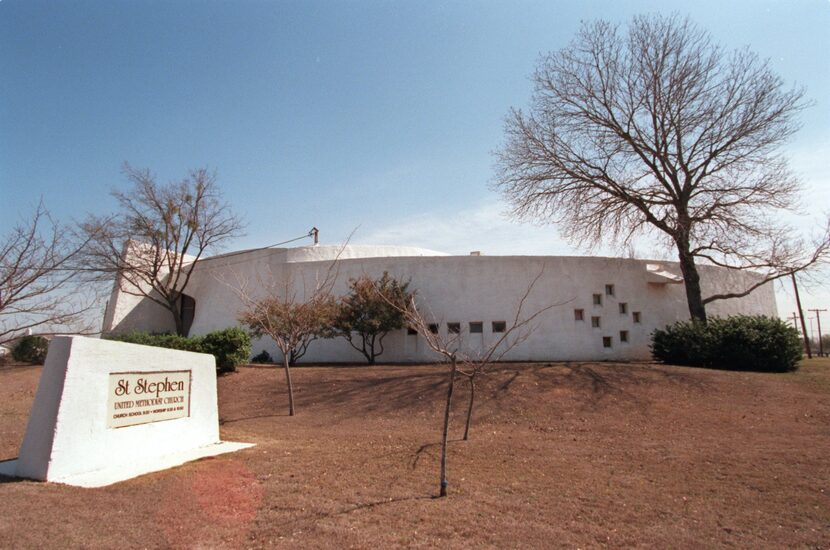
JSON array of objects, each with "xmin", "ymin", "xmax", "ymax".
[{"xmin": 0, "ymin": 336, "xmax": 253, "ymax": 487}]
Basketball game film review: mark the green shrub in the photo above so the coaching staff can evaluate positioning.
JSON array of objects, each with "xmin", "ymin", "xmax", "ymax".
[
  {"xmin": 650, "ymin": 320, "xmax": 712, "ymax": 367},
  {"xmin": 107, "ymin": 332, "xmax": 203, "ymax": 353},
  {"xmin": 200, "ymin": 327, "xmax": 251, "ymax": 374},
  {"xmin": 708, "ymin": 315, "xmax": 803, "ymax": 373},
  {"xmin": 651, "ymin": 315, "xmax": 802, "ymax": 372},
  {"xmin": 12, "ymin": 335, "xmax": 50, "ymax": 364},
  {"xmin": 106, "ymin": 327, "xmax": 251, "ymax": 374},
  {"xmin": 251, "ymin": 350, "xmax": 273, "ymax": 364}
]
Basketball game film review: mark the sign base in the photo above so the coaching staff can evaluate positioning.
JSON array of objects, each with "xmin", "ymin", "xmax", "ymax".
[{"xmin": 0, "ymin": 441, "xmax": 253, "ymax": 487}]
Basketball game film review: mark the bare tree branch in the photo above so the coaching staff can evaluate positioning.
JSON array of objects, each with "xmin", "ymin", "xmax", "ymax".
[
  {"xmin": 495, "ymin": 14, "xmax": 825, "ymax": 322},
  {"xmin": 234, "ymin": 239, "xmax": 349, "ymax": 416},
  {"xmin": 0, "ymin": 201, "xmax": 99, "ymax": 344},
  {"xmin": 80, "ymin": 164, "xmax": 244, "ymax": 335},
  {"xmin": 381, "ymin": 266, "xmax": 565, "ymax": 497}
]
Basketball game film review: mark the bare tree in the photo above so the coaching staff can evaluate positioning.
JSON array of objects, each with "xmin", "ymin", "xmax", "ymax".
[
  {"xmin": 495, "ymin": 14, "xmax": 829, "ymax": 322},
  {"xmin": 0, "ymin": 202, "xmax": 98, "ymax": 345},
  {"xmin": 81, "ymin": 164, "xmax": 244, "ymax": 335},
  {"xmin": 392, "ymin": 269, "xmax": 560, "ymax": 497},
  {"xmin": 235, "ymin": 253, "xmax": 343, "ymax": 416}
]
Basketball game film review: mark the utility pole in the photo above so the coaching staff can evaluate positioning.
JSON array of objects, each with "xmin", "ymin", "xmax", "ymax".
[
  {"xmin": 791, "ymin": 273, "xmax": 812, "ymax": 359},
  {"xmin": 809, "ymin": 308, "xmax": 827, "ymax": 357}
]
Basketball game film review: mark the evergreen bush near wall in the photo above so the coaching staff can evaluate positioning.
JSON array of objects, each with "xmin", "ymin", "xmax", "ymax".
[
  {"xmin": 650, "ymin": 321, "xmax": 712, "ymax": 367},
  {"xmin": 251, "ymin": 350, "xmax": 273, "ymax": 364},
  {"xmin": 107, "ymin": 332, "xmax": 203, "ymax": 353},
  {"xmin": 106, "ymin": 328, "xmax": 251, "ymax": 374},
  {"xmin": 651, "ymin": 316, "xmax": 802, "ymax": 372},
  {"xmin": 200, "ymin": 327, "xmax": 251, "ymax": 374},
  {"xmin": 12, "ymin": 335, "xmax": 50, "ymax": 364}
]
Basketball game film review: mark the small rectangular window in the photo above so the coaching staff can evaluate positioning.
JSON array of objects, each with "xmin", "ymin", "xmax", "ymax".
[
  {"xmin": 620, "ymin": 330, "xmax": 629, "ymax": 343},
  {"xmin": 603, "ymin": 336, "xmax": 612, "ymax": 348},
  {"xmin": 407, "ymin": 327, "xmax": 417, "ymax": 335},
  {"xmin": 619, "ymin": 303, "xmax": 628, "ymax": 314},
  {"xmin": 469, "ymin": 321, "xmax": 483, "ymax": 334},
  {"xmin": 593, "ymin": 293, "xmax": 602, "ymax": 306},
  {"xmin": 591, "ymin": 316, "xmax": 601, "ymax": 328},
  {"xmin": 574, "ymin": 308, "xmax": 584, "ymax": 321},
  {"xmin": 605, "ymin": 284, "xmax": 615, "ymax": 296},
  {"xmin": 632, "ymin": 311, "xmax": 641, "ymax": 323},
  {"xmin": 492, "ymin": 321, "xmax": 506, "ymax": 333},
  {"xmin": 428, "ymin": 323, "xmax": 439, "ymax": 334},
  {"xmin": 447, "ymin": 322, "xmax": 461, "ymax": 334}
]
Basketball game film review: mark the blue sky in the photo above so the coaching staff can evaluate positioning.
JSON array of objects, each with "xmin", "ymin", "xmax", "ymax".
[{"xmin": 1, "ymin": 0, "xmax": 828, "ymax": 323}]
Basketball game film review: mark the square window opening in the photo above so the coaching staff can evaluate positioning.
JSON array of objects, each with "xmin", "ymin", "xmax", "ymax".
[
  {"xmin": 469, "ymin": 321, "xmax": 483, "ymax": 334},
  {"xmin": 632, "ymin": 311, "xmax": 641, "ymax": 323},
  {"xmin": 591, "ymin": 316, "xmax": 601, "ymax": 328},
  {"xmin": 428, "ymin": 323, "xmax": 439, "ymax": 334},
  {"xmin": 619, "ymin": 303, "xmax": 628, "ymax": 314},
  {"xmin": 574, "ymin": 309, "xmax": 585, "ymax": 321},
  {"xmin": 407, "ymin": 327, "xmax": 418, "ymax": 335},
  {"xmin": 603, "ymin": 336, "xmax": 613, "ymax": 348},
  {"xmin": 447, "ymin": 322, "xmax": 461, "ymax": 334},
  {"xmin": 492, "ymin": 321, "xmax": 507, "ymax": 333},
  {"xmin": 620, "ymin": 330, "xmax": 629, "ymax": 343},
  {"xmin": 605, "ymin": 284, "xmax": 615, "ymax": 296},
  {"xmin": 593, "ymin": 293, "xmax": 602, "ymax": 306}
]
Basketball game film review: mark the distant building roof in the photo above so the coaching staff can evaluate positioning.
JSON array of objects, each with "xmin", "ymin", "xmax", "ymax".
[{"xmin": 201, "ymin": 244, "xmax": 449, "ymax": 265}]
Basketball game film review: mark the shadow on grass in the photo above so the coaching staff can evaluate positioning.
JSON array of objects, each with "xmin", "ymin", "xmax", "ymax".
[
  {"xmin": 336, "ymin": 494, "xmax": 438, "ymax": 514},
  {"xmin": 219, "ymin": 413, "xmax": 290, "ymax": 425},
  {"xmin": 0, "ymin": 474, "xmax": 23, "ymax": 484},
  {"xmin": 224, "ymin": 362, "xmax": 713, "ymax": 424},
  {"xmin": 273, "ymin": 493, "xmax": 440, "ymax": 537},
  {"xmin": 0, "ymin": 461, "xmax": 26, "ymax": 484},
  {"xmin": 408, "ymin": 438, "xmax": 466, "ymax": 471}
]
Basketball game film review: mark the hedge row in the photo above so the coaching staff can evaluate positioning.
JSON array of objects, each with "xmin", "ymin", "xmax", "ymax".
[
  {"xmin": 651, "ymin": 315, "xmax": 802, "ymax": 372},
  {"xmin": 106, "ymin": 327, "xmax": 251, "ymax": 374}
]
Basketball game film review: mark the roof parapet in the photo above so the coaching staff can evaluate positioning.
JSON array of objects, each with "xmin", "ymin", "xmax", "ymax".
[{"xmin": 645, "ymin": 263, "xmax": 684, "ymax": 285}]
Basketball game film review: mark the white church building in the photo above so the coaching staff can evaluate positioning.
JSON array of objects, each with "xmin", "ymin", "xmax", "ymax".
[{"xmin": 102, "ymin": 244, "xmax": 777, "ymax": 362}]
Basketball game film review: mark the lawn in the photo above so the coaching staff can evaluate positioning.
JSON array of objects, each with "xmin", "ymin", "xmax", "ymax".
[{"xmin": 1, "ymin": 358, "xmax": 829, "ymax": 548}]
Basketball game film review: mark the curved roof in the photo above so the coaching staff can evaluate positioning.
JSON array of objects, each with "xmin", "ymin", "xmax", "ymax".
[
  {"xmin": 201, "ymin": 243, "xmax": 449, "ymax": 265},
  {"xmin": 282, "ymin": 244, "xmax": 449, "ymax": 263}
]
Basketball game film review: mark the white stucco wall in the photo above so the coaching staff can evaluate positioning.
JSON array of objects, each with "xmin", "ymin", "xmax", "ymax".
[
  {"xmin": 101, "ymin": 241, "xmax": 181, "ymax": 335},
  {"xmin": 104, "ymin": 245, "xmax": 778, "ymax": 363},
  {"xmin": 102, "ymin": 244, "xmax": 447, "ymax": 335}
]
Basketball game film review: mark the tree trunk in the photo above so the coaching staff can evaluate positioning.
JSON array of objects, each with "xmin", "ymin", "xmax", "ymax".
[
  {"xmin": 439, "ymin": 359, "xmax": 457, "ymax": 497},
  {"xmin": 676, "ymin": 240, "xmax": 707, "ymax": 322},
  {"xmin": 168, "ymin": 293, "xmax": 185, "ymax": 336},
  {"xmin": 282, "ymin": 355, "xmax": 295, "ymax": 416},
  {"xmin": 171, "ymin": 302, "xmax": 185, "ymax": 336},
  {"xmin": 463, "ymin": 376, "xmax": 475, "ymax": 441},
  {"xmin": 791, "ymin": 273, "xmax": 812, "ymax": 359},
  {"xmin": 367, "ymin": 334, "xmax": 376, "ymax": 364}
]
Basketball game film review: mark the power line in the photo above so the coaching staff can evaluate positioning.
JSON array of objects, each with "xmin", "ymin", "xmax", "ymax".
[
  {"xmin": 193, "ymin": 229, "xmax": 317, "ymax": 265},
  {"xmin": 1, "ymin": 229, "xmax": 318, "ymax": 274},
  {"xmin": 188, "ymin": 231, "xmax": 320, "ymax": 272}
]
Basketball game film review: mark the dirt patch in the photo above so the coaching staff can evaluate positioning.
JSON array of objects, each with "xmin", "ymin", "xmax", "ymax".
[{"xmin": 1, "ymin": 359, "xmax": 829, "ymax": 548}]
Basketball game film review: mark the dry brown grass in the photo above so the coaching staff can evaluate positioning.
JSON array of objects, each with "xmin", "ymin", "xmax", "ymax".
[{"xmin": 1, "ymin": 358, "xmax": 829, "ymax": 548}]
